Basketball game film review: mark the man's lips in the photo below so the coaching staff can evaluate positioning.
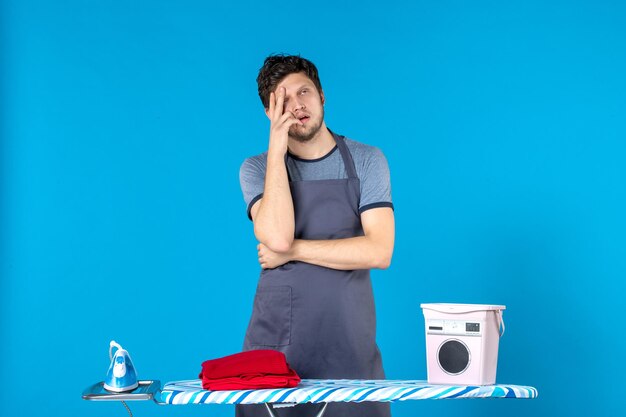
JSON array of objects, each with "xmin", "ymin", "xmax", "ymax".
[{"xmin": 297, "ymin": 115, "xmax": 310, "ymax": 124}]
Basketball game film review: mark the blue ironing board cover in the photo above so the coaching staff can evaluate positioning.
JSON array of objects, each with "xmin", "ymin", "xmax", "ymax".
[{"xmin": 158, "ymin": 379, "xmax": 538, "ymax": 405}]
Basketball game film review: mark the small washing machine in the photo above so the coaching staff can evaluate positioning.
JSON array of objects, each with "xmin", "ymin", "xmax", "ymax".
[{"xmin": 421, "ymin": 303, "xmax": 505, "ymax": 385}]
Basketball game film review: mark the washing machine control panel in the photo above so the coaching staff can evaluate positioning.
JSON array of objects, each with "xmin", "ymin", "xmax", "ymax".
[{"xmin": 426, "ymin": 319, "xmax": 481, "ymax": 336}]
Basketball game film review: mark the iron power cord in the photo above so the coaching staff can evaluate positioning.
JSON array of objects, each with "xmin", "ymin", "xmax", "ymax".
[{"xmin": 121, "ymin": 400, "xmax": 133, "ymax": 417}]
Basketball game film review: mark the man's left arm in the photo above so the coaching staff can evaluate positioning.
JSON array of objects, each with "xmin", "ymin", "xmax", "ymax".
[{"xmin": 257, "ymin": 206, "xmax": 395, "ymax": 270}]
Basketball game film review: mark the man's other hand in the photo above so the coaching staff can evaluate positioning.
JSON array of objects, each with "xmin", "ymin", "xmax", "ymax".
[{"xmin": 257, "ymin": 242, "xmax": 292, "ymax": 269}]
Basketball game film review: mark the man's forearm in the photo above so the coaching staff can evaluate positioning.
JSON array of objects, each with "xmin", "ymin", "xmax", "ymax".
[
  {"xmin": 253, "ymin": 152, "xmax": 294, "ymax": 252},
  {"xmin": 291, "ymin": 236, "xmax": 393, "ymax": 270}
]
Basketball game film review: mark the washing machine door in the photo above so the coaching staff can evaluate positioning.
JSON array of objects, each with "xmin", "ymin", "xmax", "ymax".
[{"xmin": 437, "ymin": 339, "xmax": 470, "ymax": 375}]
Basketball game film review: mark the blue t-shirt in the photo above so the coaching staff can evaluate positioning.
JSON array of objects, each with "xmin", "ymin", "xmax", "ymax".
[{"xmin": 239, "ymin": 135, "xmax": 393, "ymax": 219}]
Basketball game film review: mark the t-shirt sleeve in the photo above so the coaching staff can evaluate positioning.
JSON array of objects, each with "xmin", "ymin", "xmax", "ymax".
[
  {"xmin": 359, "ymin": 147, "xmax": 394, "ymax": 214},
  {"xmin": 239, "ymin": 155, "xmax": 267, "ymax": 220}
]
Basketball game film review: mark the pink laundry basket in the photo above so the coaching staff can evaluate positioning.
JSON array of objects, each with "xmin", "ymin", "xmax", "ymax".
[{"xmin": 421, "ymin": 303, "xmax": 506, "ymax": 385}]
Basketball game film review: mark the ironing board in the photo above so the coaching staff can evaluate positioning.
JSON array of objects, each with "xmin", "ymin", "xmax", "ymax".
[
  {"xmin": 84, "ymin": 378, "xmax": 537, "ymax": 417},
  {"xmin": 160, "ymin": 378, "xmax": 537, "ymax": 404}
]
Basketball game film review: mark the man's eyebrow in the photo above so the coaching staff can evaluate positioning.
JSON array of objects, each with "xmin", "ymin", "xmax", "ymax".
[
  {"xmin": 289, "ymin": 85, "xmax": 313, "ymax": 97},
  {"xmin": 275, "ymin": 82, "xmax": 314, "ymax": 94}
]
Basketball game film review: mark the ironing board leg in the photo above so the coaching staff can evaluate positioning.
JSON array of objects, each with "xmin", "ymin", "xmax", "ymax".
[
  {"xmin": 264, "ymin": 402, "xmax": 328, "ymax": 417},
  {"xmin": 314, "ymin": 403, "xmax": 328, "ymax": 417},
  {"xmin": 264, "ymin": 403, "xmax": 278, "ymax": 417}
]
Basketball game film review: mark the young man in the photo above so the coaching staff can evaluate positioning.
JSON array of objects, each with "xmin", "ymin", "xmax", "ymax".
[{"xmin": 237, "ymin": 55, "xmax": 395, "ymax": 417}]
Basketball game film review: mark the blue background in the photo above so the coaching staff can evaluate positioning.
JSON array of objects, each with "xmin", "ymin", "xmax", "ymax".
[{"xmin": 1, "ymin": 1, "xmax": 624, "ymax": 416}]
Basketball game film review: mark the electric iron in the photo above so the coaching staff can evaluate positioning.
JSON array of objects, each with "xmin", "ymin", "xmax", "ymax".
[{"xmin": 103, "ymin": 340, "xmax": 139, "ymax": 392}]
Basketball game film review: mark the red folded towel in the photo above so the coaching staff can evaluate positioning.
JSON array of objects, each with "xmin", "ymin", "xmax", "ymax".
[{"xmin": 199, "ymin": 350, "xmax": 301, "ymax": 391}]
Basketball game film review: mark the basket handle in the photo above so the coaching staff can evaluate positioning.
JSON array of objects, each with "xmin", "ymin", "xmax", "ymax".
[{"xmin": 496, "ymin": 310, "xmax": 505, "ymax": 337}]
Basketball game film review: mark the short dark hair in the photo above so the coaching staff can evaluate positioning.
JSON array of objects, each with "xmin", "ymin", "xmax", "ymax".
[{"xmin": 257, "ymin": 54, "xmax": 323, "ymax": 108}]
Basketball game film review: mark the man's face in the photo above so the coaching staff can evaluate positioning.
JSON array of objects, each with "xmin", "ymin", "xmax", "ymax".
[{"xmin": 267, "ymin": 72, "xmax": 325, "ymax": 142}]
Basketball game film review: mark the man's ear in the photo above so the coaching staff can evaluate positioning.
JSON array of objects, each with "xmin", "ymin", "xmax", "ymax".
[
  {"xmin": 264, "ymin": 107, "xmax": 271, "ymax": 119},
  {"xmin": 320, "ymin": 90, "xmax": 325, "ymax": 105}
]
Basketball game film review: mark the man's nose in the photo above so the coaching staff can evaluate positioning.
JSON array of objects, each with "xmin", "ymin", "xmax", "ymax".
[{"xmin": 288, "ymin": 98, "xmax": 305, "ymax": 113}]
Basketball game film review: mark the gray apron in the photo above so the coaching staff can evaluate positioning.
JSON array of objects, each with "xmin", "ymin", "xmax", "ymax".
[{"xmin": 237, "ymin": 132, "xmax": 390, "ymax": 417}]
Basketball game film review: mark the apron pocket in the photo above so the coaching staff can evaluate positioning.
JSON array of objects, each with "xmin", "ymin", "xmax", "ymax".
[{"xmin": 247, "ymin": 286, "xmax": 292, "ymax": 347}]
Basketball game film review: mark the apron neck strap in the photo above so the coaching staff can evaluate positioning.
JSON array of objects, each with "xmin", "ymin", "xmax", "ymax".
[
  {"xmin": 284, "ymin": 153, "xmax": 292, "ymax": 182},
  {"xmin": 330, "ymin": 130, "xmax": 358, "ymax": 180}
]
